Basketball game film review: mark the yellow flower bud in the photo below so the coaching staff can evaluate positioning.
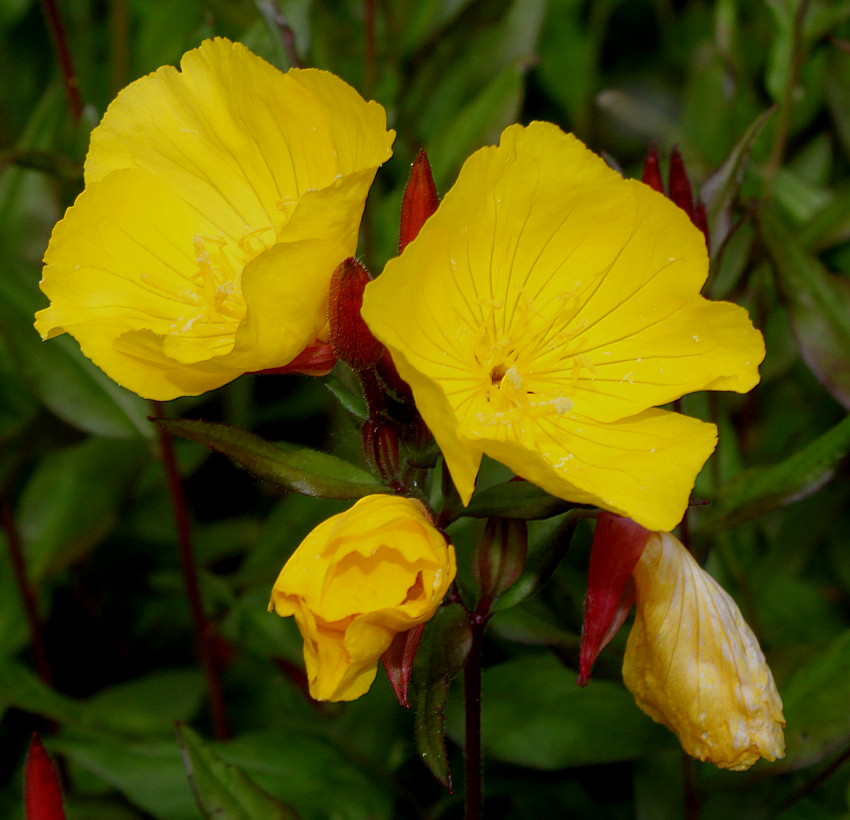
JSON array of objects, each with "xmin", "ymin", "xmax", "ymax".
[
  {"xmin": 269, "ymin": 495, "xmax": 456, "ymax": 702},
  {"xmin": 623, "ymin": 532, "xmax": 785, "ymax": 770}
]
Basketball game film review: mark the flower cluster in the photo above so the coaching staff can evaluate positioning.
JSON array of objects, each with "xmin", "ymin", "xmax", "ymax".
[{"xmin": 35, "ymin": 39, "xmax": 783, "ymax": 771}]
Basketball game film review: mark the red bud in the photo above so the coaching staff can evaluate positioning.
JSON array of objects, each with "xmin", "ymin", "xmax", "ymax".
[
  {"xmin": 25, "ymin": 734, "xmax": 66, "ymax": 820},
  {"xmin": 381, "ymin": 623, "xmax": 426, "ymax": 708},
  {"xmin": 668, "ymin": 146, "xmax": 696, "ymax": 222},
  {"xmin": 328, "ymin": 258, "xmax": 385, "ymax": 371},
  {"xmin": 641, "ymin": 143, "xmax": 665, "ymax": 194},
  {"xmin": 578, "ymin": 514, "xmax": 652, "ymax": 686},
  {"xmin": 399, "ymin": 149, "xmax": 439, "ymax": 253}
]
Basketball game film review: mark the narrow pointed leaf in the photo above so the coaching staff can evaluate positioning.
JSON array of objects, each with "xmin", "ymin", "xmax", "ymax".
[
  {"xmin": 760, "ymin": 206, "xmax": 850, "ymax": 409},
  {"xmin": 413, "ymin": 604, "xmax": 472, "ymax": 790},
  {"xmin": 176, "ymin": 725, "xmax": 300, "ymax": 820},
  {"xmin": 701, "ymin": 107, "xmax": 775, "ymax": 256},
  {"xmin": 154, "ymin": 419, "xmax": 385, "ymax": 499},
  {"xmin": 698, "ymin": 414, "xmax": 850, "ymax": 531},
  {"xmin": 460, "ymin": 480, "xmax": 571, "ymax": 521}
]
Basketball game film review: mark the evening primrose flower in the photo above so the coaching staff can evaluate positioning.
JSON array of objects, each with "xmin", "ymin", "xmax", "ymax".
[
  {"xmin": 580, "ymin": 514, "xmax": 785, "ymax": 771},
  {"xmin": 269, "ymin": 495, "xmax": 456, "ymax": 702},
  {"xmin": 361, "ymin": 122, "xmax": 764, "ymax": 532},
  {"xmin": 36, "ymin": 38, "xmax": 394, "ymax": 400}
]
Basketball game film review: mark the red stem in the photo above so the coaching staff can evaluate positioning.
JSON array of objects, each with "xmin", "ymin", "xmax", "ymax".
[
  {"xmin": 464, "ymin": 607, "xmax": 489, "ymax": 819},
  {"xmin": 2, "ymin": 497, "xmax": 53, "ymax": 687},
  {"xmin": 39, "ymin": 0, "xmax": 84, "ymax": 123},
  {"xmin": 151, "ymin": 402, "xmax": 229, "ymax": 740},
  {"xmin": 363, "ymin": 0, "xmax": 377, "ymax": 98}
]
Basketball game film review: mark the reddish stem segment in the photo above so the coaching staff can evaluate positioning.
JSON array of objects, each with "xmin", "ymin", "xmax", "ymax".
[
  {"xmin": 2, "ymin": 498, "xmax": 53, "ymax": 687},
  {"xmin": 39, "ymin": 0, "xmax": 84, "ymax": 123},
  {"xmin": 151, "ymin": 402, "xmax": 229, "ymax": 740},
  {"xmin": 463, "ymin": 610, "xmax": 488, "ymax": 820}
]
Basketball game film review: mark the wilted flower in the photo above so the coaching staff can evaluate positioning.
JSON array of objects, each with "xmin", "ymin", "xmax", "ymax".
[
  {"xmin": 580, "ymin": 514, "xmax": 785, "ymax": 771},
  {"xmin": 269, "ymin": 495, "xmax": 456, "ymax": 702},
  {"xmin": 362, "ymin": 122, "xmax": 764, "ymax": 531},
  {"xmin": 36, "ymin": 38, "xmax": 394, "ymax": 400}
]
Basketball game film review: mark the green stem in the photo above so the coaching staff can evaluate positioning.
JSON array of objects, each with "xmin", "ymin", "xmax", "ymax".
[
  {"xmin": 761, "ymin": 0, "xmax": 810, "ymax": 195},
  {"xmin": 151, "ymin": 402, "xmax": 229, "ymax": 740}
]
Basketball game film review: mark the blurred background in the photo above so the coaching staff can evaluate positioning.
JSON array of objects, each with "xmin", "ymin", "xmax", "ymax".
[{"xmin": 2, "ymin": 1, "xmax": 850, "ymax": 817}]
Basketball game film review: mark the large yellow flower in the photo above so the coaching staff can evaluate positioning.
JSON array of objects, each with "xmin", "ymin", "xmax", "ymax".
[
  {"xmin": 35, "ymin": 38, "xmax": 394, "ymax": 400},
  {"xmin": 362, "ymin": 123, "xmax": 763, "ymax": 531},
  {"xmin": 269, "ymin": 495, "xmax": 456, "ymax": 702},
  {"xmin": 624, "ymin": 531, "xmax": 785, "ymax": 770}
]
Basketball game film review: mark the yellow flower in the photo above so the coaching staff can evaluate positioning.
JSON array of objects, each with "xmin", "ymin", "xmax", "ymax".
[
  {"xmin": 269, "ymin": 495, "xmax": 456, "ymax": 702},
  {"xmin": 35, "ymin": 38, "xmax": 394, "ymax": 400},
  {"xmin": 361, "ymin": 122, "xmax": 764, "ymax": 531},
  {"xmin": 624, "ymin": 532, "xmax": 785, "ymax": 770}
]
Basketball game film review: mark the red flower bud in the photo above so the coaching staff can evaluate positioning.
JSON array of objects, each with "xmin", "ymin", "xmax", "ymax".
[
  {"xmin": 399, "ymin": 149, "xmax": 439, "ymax": 253},
  {"xmin": 25, "ymin": 734, "xmax": 66, "ymax": 820},
  {"xmin": 328, "ymin": 257, "xmax": 385, "ymax": 371},
  {"xmin": 641, "ymin": 143, "xmax": 664, "ymax": 194},
  {"xmin": 578, "ymin": 513, "xmax": 652, "ymax": 686},
  {"xmin": 668, "ymin": 146, "xmax": 696, "ymax": 223},
  {"xmin": 381, "ymin": 623, "xmax": 426, "ymax": 708}
]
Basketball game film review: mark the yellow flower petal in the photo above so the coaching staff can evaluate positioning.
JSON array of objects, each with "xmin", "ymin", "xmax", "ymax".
[
  {"xmin": 362, "ymin": 121, "xmax": 764, "ymax": 527},
  {"xmin": 623, "ymin": 533, "xmax": 785, "ymax": 770},
  {"xmin": 478, "ymin": 409, "xmax": 717, "ymax": 533},
  {"xmin": 270, "ymin": 496, "xmax": 456, "ymax": 702},
  {"xmin": 37, "ymin": 38, "xmax": 394, "ymax": 400}
]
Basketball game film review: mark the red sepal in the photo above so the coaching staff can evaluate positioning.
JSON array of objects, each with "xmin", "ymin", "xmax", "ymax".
[
  {"xmin": 24, "ymin": 734, "xmax": 66, "ymax": 820},
  {"xmin": 252, "ymin": 339, "xmax": 337, "ymax": 377},
  {"xmin": 381, "ymin": 623, "xmax": 426, "ymax": 708},
  {"xmin": 399, "ymin": 149, "xmax": 439, "ymax": 253},
  {"xmin": 328, "ymin": 258, "xmax": 385, "ymax": 371},
  {"xmin": 578, "ymin": 513, "xmax": 652, "ymax": 686}
]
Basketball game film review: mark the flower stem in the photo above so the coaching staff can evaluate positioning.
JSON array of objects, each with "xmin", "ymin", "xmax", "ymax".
[
  {"xmin": 1, "ymin": 496, "xmax": 53, "ymax": 687},
  {"xmin": 464, "ymin": 608, "xmax": 489, "ymax": 820},
  {"xmin": 151, "ymin": 401, "xmax": 229, "ymax": 740},
  {"xmin": 39, "ymin": 0, "xmax": 84, "ymax": 123}
]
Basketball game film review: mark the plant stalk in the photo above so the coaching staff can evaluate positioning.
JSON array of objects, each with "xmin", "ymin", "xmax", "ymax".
[
  {"xmin": 40, "ymin": 0, "xmax": 84, "ymax": 122},
  {"xmin": 151, "ymin": 402, "xmax": 229, "ymax": 740}
]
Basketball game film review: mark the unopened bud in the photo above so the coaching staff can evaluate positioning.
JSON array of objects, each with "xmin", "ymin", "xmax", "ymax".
[
  {"xmin": 328, "ymin": 258, "xmax": 385, "ymax": 371},
  {"xmin": 362, "ymin": 418, "xmax": 400, "ymax": 483},
  {"xmin": 474, "ymin": 518, "xmax": 528, "ymax": 609},
  {"xmin": 399, "ymin": 149, "xmax": 439, "ymax": 253},
  {"xmin": 25, "ymin": 734, "xmax": 66, "ymax": 820},
  {"xmin": 641, "ymin": 143, "xmax": 664, "ymax": 194}
]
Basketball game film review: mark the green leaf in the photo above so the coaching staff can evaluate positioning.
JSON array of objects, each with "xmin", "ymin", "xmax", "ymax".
[
  {"xmin": 323, "ymin": 375, "xmax": 369, "ymax": 421},
  {"xmin": 213, "ymin": 730, "xmax": 393, "ymax": 820},
  {"xmin": 460, "ymin": 479, "xmax": 571, "ymax": 521},
  {"xmin": 155, "ymin": 418, "xmax": 386, "ymax": 499},
  {"xmin": 446, "ymin": 653, "xmax": 664, "ymax": 769},
  {"xmin": 698, "ymin": 414, "xmax": 850, "ymax": 530},
  {"xmin": 0, "ymin": 265, "xmax": 153, "ymax": 440},
  {"xmin": 17, "ymin": 437, "xmax": 149, "ymax": 581},
  {"xmin": 49, "ymin": 732, "xmax": 197, "ymax": 820},
  {"xmin": 428, "ymin": 62, "xmax": 526, "ymax": 190},
  {"xmin": 776, "ymin": 630, "xmax": 850, "ymax": 771},
  {"xmin": 413, "ymin": 604, "xmax": 472, "ymax": 790},
  {"xmin": 176, "ymin": 724, "xmax": 300, "ymax": 820},
  {"xmin": 701, "ymin": 107, "xmax": 775, "ymax": 258},
  {"xmin": 760, "ymin": 206, "xmax": 850, "ymax": 409}
]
